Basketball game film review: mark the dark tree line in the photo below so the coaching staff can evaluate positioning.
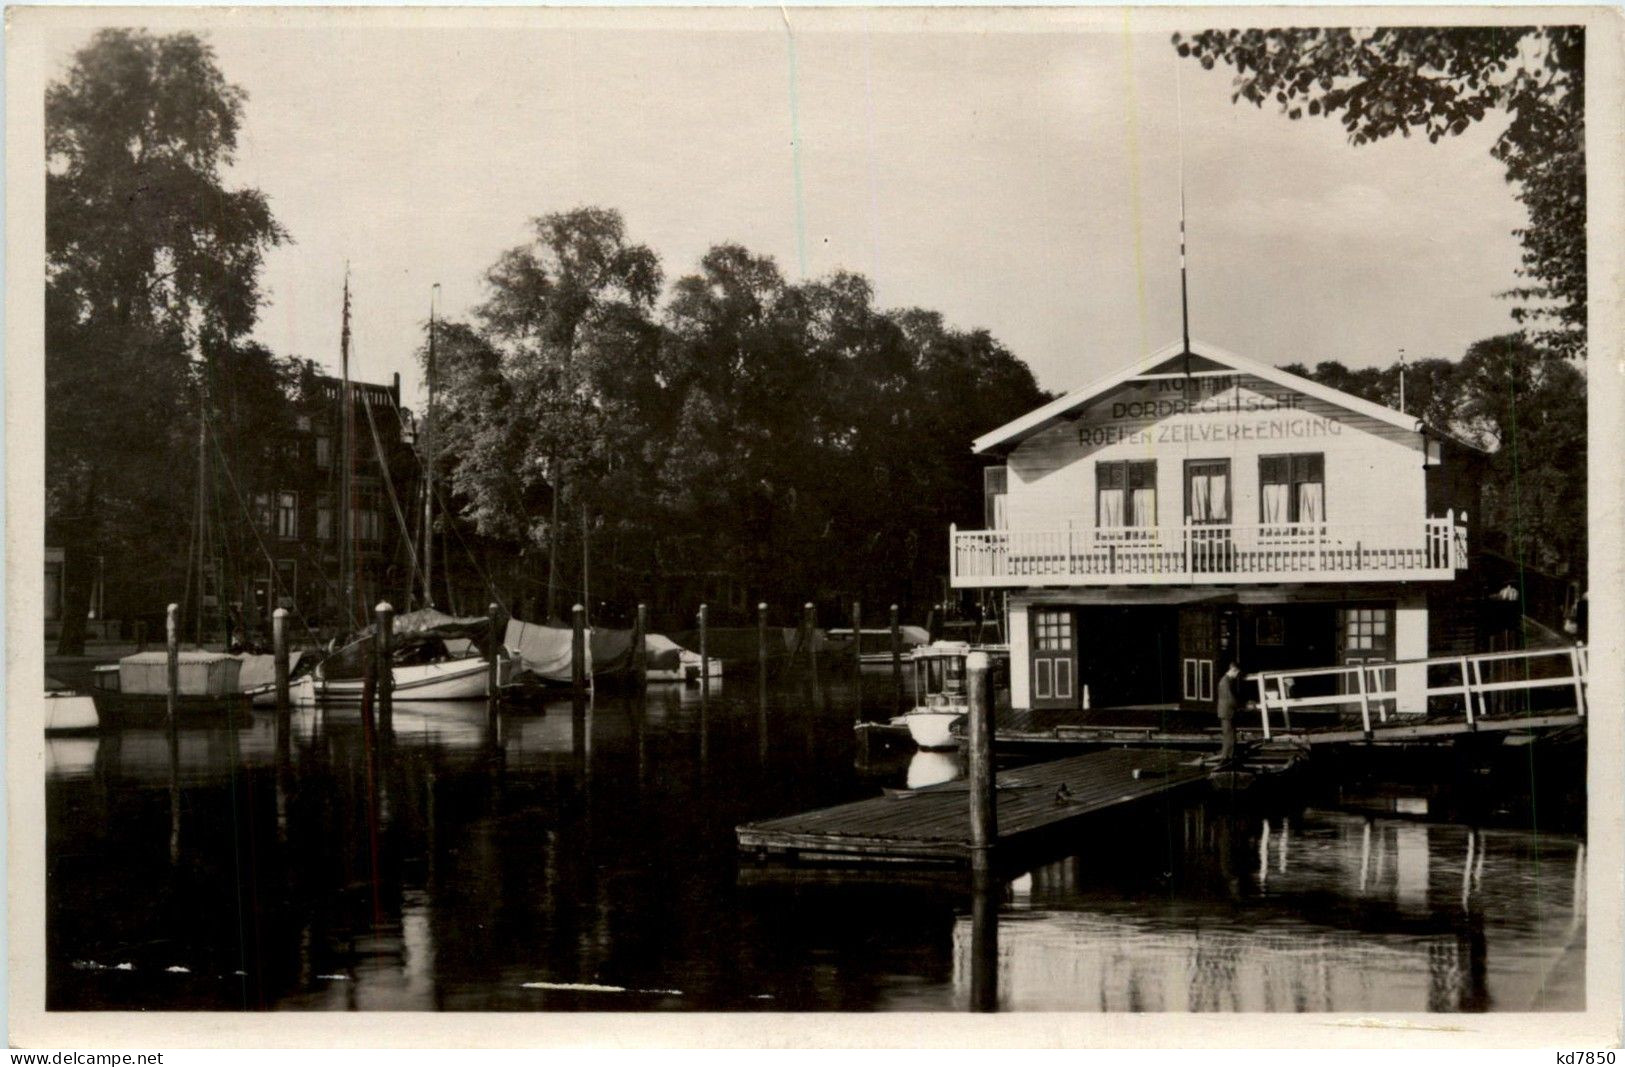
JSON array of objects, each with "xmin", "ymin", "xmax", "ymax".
[{"xmin": 423, "ymin": 210, "xmax": 1049, "ymax": 624}]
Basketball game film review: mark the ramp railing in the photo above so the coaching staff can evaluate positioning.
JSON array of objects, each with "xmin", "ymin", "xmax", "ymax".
[{"xmin": 1252, "ymin": 645, "xmax": 1588, "ymax": 741}]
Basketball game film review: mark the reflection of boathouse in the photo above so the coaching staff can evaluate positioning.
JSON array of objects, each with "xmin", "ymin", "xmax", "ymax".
[{"xmin": 952, "ymin": 342, "xmax": 1489, "ymax": 715}]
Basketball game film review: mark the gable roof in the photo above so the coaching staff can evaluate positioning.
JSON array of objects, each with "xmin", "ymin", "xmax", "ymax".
[{"xmin": 972, "ymin": 339, "xmax": 1484, "ymax": 455}]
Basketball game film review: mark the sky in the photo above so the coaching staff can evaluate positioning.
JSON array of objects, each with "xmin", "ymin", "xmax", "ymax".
[{"xmin": 50, "ymin": 11, "xmax": 1532, "ymax": 409}]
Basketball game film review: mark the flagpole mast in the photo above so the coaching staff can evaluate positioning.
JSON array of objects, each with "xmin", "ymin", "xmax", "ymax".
[
  {"xmin": 424, "ymin": 284, "xmax": 438, "ymax": 609},
  {"xmin": 339, "ymin": 267, "xmax": 355, "ymax": 629}
]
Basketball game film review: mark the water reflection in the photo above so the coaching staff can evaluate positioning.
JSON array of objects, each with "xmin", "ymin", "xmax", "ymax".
[
  {"xmin": 44, "ymin": 678, "xmax": 1585, "ymax": 1013},
  {"xmin": 955, "ymin": 813, "xmax": 1585, "ymax": 1012}
]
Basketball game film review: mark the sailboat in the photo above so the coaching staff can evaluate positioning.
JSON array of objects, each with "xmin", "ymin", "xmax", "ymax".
[{"xmin": 294, "ymin": 277, "xmax": 512, "ymax": 704}]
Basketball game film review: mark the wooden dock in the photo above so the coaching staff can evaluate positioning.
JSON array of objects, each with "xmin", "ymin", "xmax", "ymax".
[{"xmin": 737, "ymin": 747, "xmax": 1210, "ymax": 866}]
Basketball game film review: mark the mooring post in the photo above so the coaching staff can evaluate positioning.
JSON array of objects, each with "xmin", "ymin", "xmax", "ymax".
[
  {"xmin": 631, "ymin": 602, "xmax": 648, "ymax": 691},
  {"xmin": 966, "ymin": 650, "xmax": 997, "ymax": 871},
  {"xmin": 135, "ymin": 619, "xmax": 148, "ymax": 654},
  {"xmin": 164, "ymin": 602, "xmax": 180, "ymax": 729},
  {"xmin": 375, "ymin": 601, "xmax": 394, "ymax": 726},
  {"xmin": 804, "ymin": 602, "xmax": 818, "ymax": 680},
  {"xmin": 698, "ymin": 602, "xmax": 709, "ymax": 687},
  {"xmin": 757, "ymin": 602, "xmax": 770, "ymax": 760},
  {"xmin": 851, "ymin": 599, "xmax": 863, "ymax": 681},
  {"xmin": 572, "ymin": 603, "xmax": 587, "ymax": 696},
  {"xmin": 925, "ymin": 607, "xmax": 937, "ymax": 643},
  {"xmin": 969, "ymin": 860, "xmax": 1000, "ymax": 1012},
  {"xmin": 889, "ymin": 603, "xmax": 902, "ymax": 711},
  {"xmin": 757, "ymin": 600, "xmax": 769, "ymax": 690},
  {"xmin": 272, "ymin": 607, "xmax": 291, "ymax": 710},
  {"xmin": 487, "ymin": 602, "xmax": 503, "ymax": 699}
]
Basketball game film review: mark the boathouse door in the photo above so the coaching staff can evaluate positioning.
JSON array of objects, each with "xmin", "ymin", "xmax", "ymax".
[
  {"xmin": 1178, "ymin": 606, "xmax": 1218, "ymax": 710},
  {"xmin": 1338, "ymin": 606, "xmax": 1395, "ymax": 716},
  {"xmin": 1029, "ymin": 607, "xmax": 1079, "ymax": 710}
]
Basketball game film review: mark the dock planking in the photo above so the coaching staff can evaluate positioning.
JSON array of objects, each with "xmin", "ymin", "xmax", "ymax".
[{"xmin": 737, "ymin": 747, "xmax": 1209, "ymax": 866}]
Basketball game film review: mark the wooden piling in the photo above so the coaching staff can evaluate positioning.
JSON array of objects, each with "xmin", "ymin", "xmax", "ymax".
[
  {"xmin": 966, "ymin": 650, "xmax": 996, "ymax": 872},
  {"xmin": 487, "ymin": 602, "xmax": 503, "ymax": 699},
  {"xmin": 272, "ymin": 607, "xmax": 291, "ymax": 710},
  {"xmin": 804, "ymin": 602, "xmax": 818, "ymax": 679},
  {"xmin": 698, "ymin": 603, "xmax": 709, "ymax": 687},
  {"xmin": 757, "ymin": 602, "xmax": 769, "ymax": 761},
  {"xmin": 165, "ymin": 602, "xmax": 179, "ymax": 729},
  {"xmin": 851, "ymin": 599, "xmax": 863, "ymax": 679},
  {"xmin": 969, "ymin": 862, "xmax": 999, "ymax": 1012},
  {"xmin": 890, "ymin": 603, "xmax": 903, "ymax": 712},
  {"xmin": 571, "ymin": 603, "xmax": 587, "ymax": 695},
  {"xmin": 632, "ymin": 602, "xmax": 648, "ymax": 691},
  {"xmin": 925, "ymin": 607, "xmax": 937, "ymax": 643},
  {"xmin": 757, "ymin": 601, "xmax": 769, "ymax": 686},
  {"xmin": 135, "ymin": 619, "xmax": 148, "ymax": 654},
  {"xmin": 375, "ymin": 601, "xmax": 394, "ymax": 725}
]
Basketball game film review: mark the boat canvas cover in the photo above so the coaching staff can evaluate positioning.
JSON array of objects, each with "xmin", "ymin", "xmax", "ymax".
[
  {"xmin": 506, "ymin": 618, "xmax": 590, "ymax": 682},
  {"xmin": 236, "ymin": 651, "xmax": 305, "ymax": 692},
  {"xmin": 119, "ymin": 651, "xmax": 242, "ymax": 697},
  {"xmin": 323, "ymin": 609, "xmax": 495, "ymax": 680},
  {"xmin": 644, "ymin": 633, "xmax": 686, "ymax": 672}
]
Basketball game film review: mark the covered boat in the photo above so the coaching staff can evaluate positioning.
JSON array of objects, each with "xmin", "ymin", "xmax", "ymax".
[
  {"xmin": 293, "ymin": 608, "xmax": 510, "ymax": 703},
  {"xmin": 895, "ymin": 641, "xmax": 1012, "ymax": 750},
  {"xmin": 89, "ymin": 651, "xmax": 251, "ymax": 727}
]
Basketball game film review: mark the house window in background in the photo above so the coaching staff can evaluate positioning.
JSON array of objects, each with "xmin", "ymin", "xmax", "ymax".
[
  {"xmin": 251, "ymin": 492, "xmax": 273, "ymax": 533},
  {"xmin": 276, "ymin": 491, "xmax": 298, "ymax": 539},
  {"xmin": 1096, "ymin": 460, "xmax": 1156, "ymax": 531},
  {"xmin": 1260, "ymin": 453, "xmax": 1325, "ymax": 525},
  {"xmin": 315, "ymin": 435, "xmax": 332, "ymax": 470},
  {"xmin": 316, "ymin": 494, "xmax": 333, "ymax": 541},
  {"xmin": 983, "ymin": 466, "xmax": 1008, "ymax": 529},
  {"xmin": 355, "ymin": 493, "xmax": 381, "ymax": 542},
  {"xmin": 275, "ymin": 560, "xmax": 297, "ymax": 609}
]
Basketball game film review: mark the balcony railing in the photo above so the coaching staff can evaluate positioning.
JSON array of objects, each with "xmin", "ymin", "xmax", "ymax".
[{"xmin": 950, "ymin": 512, "xmax": 1466, "ymax": 587}]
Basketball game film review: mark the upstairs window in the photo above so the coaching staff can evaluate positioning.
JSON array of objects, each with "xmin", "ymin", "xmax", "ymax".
[
  {"xmin": 1097, "ymin": 460, "xmax": 1156, "ymax": 530},
  {"xmin": 316, "ymin": 494, "xmax": 334, "ymax": 541},
  {"xmin": 1260, "ymin": 453, "xmax": 1325, "ymax": 526},
  {"xmin": 983, "ymin": 466, "xmax": 1008, "ymax": 530},
  {"xmin": 276, "ymin": 491, "xmax": 298, "ymax": 539}
]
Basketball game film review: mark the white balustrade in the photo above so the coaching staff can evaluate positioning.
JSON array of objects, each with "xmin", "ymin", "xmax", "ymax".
[{"xmin": 951, "ymin": 513, "xmax": 1467, "ymax": 587}]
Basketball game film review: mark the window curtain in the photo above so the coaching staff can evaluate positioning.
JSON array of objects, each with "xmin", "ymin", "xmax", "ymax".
[
  {"xmin": 1298, "ymin": 481, "xmax": 1324, "ymax": 524},
  {"xmin": 1189, "ymin": 477, "xmax": 1210, "ymax": 522},
  {"xmin": 1099, "ymin": 488, "xmax": 1124, "ymax": 527},
  {"xmin": 1262, "ymin": 483, "xmax": 1290, "ymax": 524},
  {"xmin": 1130, "ymin": 487, "xmax": 1156, "ymax": 527},
  {"xmin": 1205, "ymin": 475, "xmax": 1229, "ymax": 521}
]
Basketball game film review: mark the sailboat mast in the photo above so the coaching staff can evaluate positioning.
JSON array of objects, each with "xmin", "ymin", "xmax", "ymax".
[
  {"xmin": 424, "ymin": 285, "xmax": 438, "ymax": 609},
  {"xmin": 339, "ymin": 269, "xmax": 355, "ymax": 628},
  {"xmin": 195, "ymin": 381, "xmax": 208, "ymax": 646}
]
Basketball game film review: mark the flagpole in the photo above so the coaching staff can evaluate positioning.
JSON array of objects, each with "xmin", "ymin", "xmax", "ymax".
[
  {"xmin": 424, "ymin": 284, "xmax": 438, "ymax": 609},
  {"xmin": 339, "ymin": 267, "xmax": 355, "ymax": 629}
]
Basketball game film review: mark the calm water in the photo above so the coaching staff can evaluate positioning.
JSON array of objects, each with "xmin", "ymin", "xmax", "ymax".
[{"xmin": 45, "ymin": 673, "xmax": 1585, "ymax": 1011}]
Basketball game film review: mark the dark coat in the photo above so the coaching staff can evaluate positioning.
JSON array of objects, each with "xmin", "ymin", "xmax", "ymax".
[{"xmin": 1216, "ymin": 671, "xmax": 1240, "ymax": 718}]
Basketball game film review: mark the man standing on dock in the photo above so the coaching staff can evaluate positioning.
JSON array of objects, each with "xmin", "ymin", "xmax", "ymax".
[{"xmin": 1216, "ymin": 661, "xmax": 1241, "ymax": 766}]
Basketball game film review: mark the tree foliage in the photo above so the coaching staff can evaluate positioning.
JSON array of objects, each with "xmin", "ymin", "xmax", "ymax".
[
  {"xmin": 1175, "ymin": 27, "xmax": 1585, "ymax": 359},
  {"xmin": 46, "ymin": 29, "xmax": 288, "ymax": 652},
  {"xmin": 1283, "ymin": 335, "xmax": 1586, "ymax": 579},
  {"xmin": 428, "ymin": 209, "xmax": 1049, "ymax": 620}
]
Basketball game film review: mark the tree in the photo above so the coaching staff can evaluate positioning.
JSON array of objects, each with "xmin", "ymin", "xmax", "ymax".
[
  {"xmin": 1175, "ymin": 27, "xmax": 1585, "ymax": 359},
  {"xmin": 468, "ymin": 207, "xmax": 662, "ymax": 619},
  {"xmin": 1284, "ymin": 338, "xmax": 1586, "ymax": 580},
  {"xmin": 1455, "ymin": 335, "xmax": 1586, "ymax": 578},
  {"xmin": 47, "ymin": 29, "xmax": 287, "ymax": 653}
]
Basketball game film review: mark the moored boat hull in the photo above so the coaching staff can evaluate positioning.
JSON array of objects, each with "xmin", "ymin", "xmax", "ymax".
[
  {"xmin": 89, "ymin": 690, "xmax": 253, "ymax": 728},
  {"xmin": 906, "ymin": 710, "xmax": 963, "ymax": 750},
  {"xmin": 292, "ymin": 655, "xmax": 510, "ymax": 704}
]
